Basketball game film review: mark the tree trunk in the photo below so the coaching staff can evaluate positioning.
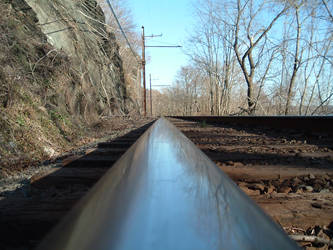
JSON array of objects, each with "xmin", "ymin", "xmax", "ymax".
[
  {"xmin": 285, "ymin": 7, "xmax": 301, "ymax": 115},
  {"xmin": 215, "ymin": 81, "xmax": 219, "ymax": 115},
  {"xmin": 247, "ymin": 79, "xmax": 255, "ymax": 115},
  {"xmin": 209, "ymin": 73, "xmax": 214, "ymax": 115}
]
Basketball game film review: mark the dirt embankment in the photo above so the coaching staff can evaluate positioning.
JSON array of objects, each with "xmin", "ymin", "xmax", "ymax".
[{"xmin": 0, "ymin": 0, "xmax": 134, "ymax": 176}]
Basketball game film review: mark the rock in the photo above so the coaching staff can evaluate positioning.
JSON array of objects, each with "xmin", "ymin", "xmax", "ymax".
[
  {"xmin": 282, "ymin": 179, "xmax": 293, "ymax": 187},
  {"xmin": 320, "ymin": 189, "xmax": 330, "ymax": 194},
  {"xmin": 264, "ymin": 185, "xmax": 275, "ymax": 194},
  {"xmin": 323, "ymin": 174, "xmax": 331, "ymax": 181},
  {"xmin": 291, "ymin": 185, "xmax": 299, "ymax": 193},
  {"xmin": 312, "ymin": 178, "xmax": 326, "ymax": 186},
  {"xmin": 305, "ymin": 246, "xmax": 317, "ymax": 250},
  {"xmin": 313, "ymin": 183, "xmax": 323, "ymax": 192},
  {"xmin": 323, "ymin": 227, "xmax": 333, "ymax": 238},
  {"xmin": 305, "ymin": 186, "xmax": 314, "ymax": 192},
  {"xmin": 239, "ymin": 186, "xmax": 260, "ymax": 196},
  {"xmin": 292, "ymin": 177, "xmax": 302, "ymax": 186},
  {"xmin": 323, "ymin": 147, "xmax": 330, "ymax": 152},
  {"xmin": 328, "ymin": 221, "xmax": 333, "ymax": 232},
  {"xmin": 296, "ymin": 188, "xmax": 303, "ymax": 194},
  {"xmin": 318, "ymin": 229, "xmax": 330, "ymax": 241},
  {"xmin": 271, "ymin": 180, "xmax": 280, "ymax": 188},
  {"xmin": 237, "ymin": 182, "xmax": 246, "ymax": 187},
  {"xmin": 233, "ymin": 162, "xmax": 244, "ymax": 167},
  {"xmin": 311, "ymin": 229, "xmax": 329, "ymax": 248},
  {"xmin": 311, "ymin": 203, "xmax": 322, "ymax": 209},
  {"xmin": 325, "ymin": 181, "xmax": 330, "ymax": 188},
  {"xmin": 225, "ymin": 161, "xmax": 234, "ymax": 166},
  {"xmin": 306, "ymin": 226, "xmax": 322, "ymax": 238},
  {"xmin": 43, "ymin": 146, "xmax": 56, "ymax": 157},
  {"xmin": 309, "ymin": 173, "xmax": 316, "ymax": 180},
  {"xmin": 278, "ymin": 186, "xmax": 291, "ymax": 193},
  {"xmin": 247, "ymin": 183, "xmax": 265, "ymax": 192}
]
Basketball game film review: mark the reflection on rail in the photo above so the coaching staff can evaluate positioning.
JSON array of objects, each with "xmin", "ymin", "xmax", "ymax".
[{"xmin": 37, "ymin": 118, "xmax": 299, "ymax": 250}]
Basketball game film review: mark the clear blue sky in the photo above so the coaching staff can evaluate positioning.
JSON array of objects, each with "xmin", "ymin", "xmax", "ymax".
[{"xmin": 127, "ymin": 0, "xmax": 193, "ymax": 88}]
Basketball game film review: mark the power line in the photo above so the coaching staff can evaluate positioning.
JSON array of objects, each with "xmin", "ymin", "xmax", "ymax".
[
  {"xmin": 105, "ymin": 0, "xmax": 139, "ymax": 62},
  {"xmin": 141, "ymin": 26, "xmax": 182, "ymax": 116},
  {"xmin": 147, "ymin": 39, "xmax": 180, "ymax": 46}
]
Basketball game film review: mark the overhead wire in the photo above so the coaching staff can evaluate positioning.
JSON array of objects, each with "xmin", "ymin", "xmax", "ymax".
[
  {"xmin": 146, "ymin": 39, "xmax": 180, "ymax": 47},
  {"xmin": 105, "ymin": 0, "xmax": 140, "ymax": 63}
]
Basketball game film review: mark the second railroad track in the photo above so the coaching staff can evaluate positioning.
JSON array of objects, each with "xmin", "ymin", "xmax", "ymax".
[{"xmin": 1, "ymin": 116, "xmax": 332, "ymax": 249}]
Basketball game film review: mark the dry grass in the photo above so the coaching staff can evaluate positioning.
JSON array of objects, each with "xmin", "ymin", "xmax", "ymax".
[{"xmin": 0, "ymin": 1, "xmax": 130, "ymax": 176}]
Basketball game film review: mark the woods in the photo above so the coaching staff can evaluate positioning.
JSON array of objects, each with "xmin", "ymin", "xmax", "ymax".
[{"xmin": 153, "ymin": 0, "xmax": 333, "ymax": 116}]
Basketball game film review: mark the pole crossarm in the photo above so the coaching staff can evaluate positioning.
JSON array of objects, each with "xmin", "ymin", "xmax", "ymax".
[
  {"xmin": 145, "ymin": 45, "xmax": 182, "ymax": 48},
  {"xmin": 141, "ymin": 26, "xmax": 181, "ymax": 116},
  {"xmin": 145, "ymin": 34, "xmax": 163, "ymax": 38}
]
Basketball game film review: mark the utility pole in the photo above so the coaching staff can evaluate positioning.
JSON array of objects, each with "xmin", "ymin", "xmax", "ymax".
[
  {"xmin": 150, "ymin": 74, "xmax": 152, "ymax": 116},
  {"xmin": 141, "ymin": 27, "xmax": 163, "ymax": 116},
  {"xmin": 141, "ymin": 26, "xmax": 146, "ymax": 116},
  {"xmin": 141, "ymin": 26, "xmax": 181, "ymax": 116}
]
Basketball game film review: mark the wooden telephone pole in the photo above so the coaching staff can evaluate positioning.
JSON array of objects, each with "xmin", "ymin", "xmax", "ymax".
[
  {"xmin": 141, "ymin": 26, "xmax": 181, "ymax": 116},
  {"xmin": 141, "ymin": 26, "xmax": 146, "ymax": 117},
  {"xmin": 150, "ymin": 74, "xmax": 152, "ymax": 116}
]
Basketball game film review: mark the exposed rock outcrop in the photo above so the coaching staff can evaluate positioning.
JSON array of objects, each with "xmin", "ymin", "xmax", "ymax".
[
  {"xmin": 0, "ymin": 0, "xmax": 130, "ymax": 173},
  {"xmin": 25, "ymin": 0, "xmax": 128, "ymax": 114}
]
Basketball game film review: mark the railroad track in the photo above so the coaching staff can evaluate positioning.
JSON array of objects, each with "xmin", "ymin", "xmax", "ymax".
[
  {"xmin": 0, "ymin": 116, "xmax": 332, "ymax": 249},
  {"xmin": 0, "ymin": 121, "xmax": 154, "ymax": 249},
  {"xmin": 169, "ymin": 117, "xmax": 333, "ymax": 248}
]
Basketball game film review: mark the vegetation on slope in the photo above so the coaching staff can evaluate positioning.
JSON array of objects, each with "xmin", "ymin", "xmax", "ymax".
[{"xmin": 0, "ymin": 0, "xmax": 131, "ymax": 175}]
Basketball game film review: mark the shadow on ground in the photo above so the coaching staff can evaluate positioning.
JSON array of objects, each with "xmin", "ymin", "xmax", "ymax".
[{"xmin": 0, "ymin": 121, "xmax": 155, "ymax": 250}]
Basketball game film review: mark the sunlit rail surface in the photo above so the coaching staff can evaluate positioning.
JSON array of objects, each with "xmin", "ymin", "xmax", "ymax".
[{"xmin": 37, "ymin": 118, "xmax": 299, "ymax": 250}]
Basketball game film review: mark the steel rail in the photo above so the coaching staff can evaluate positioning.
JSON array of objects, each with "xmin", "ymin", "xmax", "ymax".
[
  {"xmin": 37, "ymin": 118, "xmax": 299, "ymax": 250},
  {"xmin": 169, "ymin": 116, "xmax": 333, "ymax": 133}
]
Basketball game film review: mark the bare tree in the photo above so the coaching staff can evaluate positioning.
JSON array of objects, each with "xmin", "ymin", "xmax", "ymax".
[
  {"xmin": 322, "ymin": 0, "xmax": 333, "ymax": 22},
  {"xmin": 285, "ymin": 1, "xmax": 303, "ymax": 115},
  {"xmin": 154, "ymin": 0, "xmax": 332, "ymax": 116},
  {"xmin": 187, "ymin": 0, "xmax": 240, "ymax": 115},
  {"xmin": 233, "ymin": 0, "xmax": 289, "ymax": 114}
]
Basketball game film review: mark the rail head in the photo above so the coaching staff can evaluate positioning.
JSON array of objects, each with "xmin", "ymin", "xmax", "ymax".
[
  {"xmin": 168, "ymin": 115, "xmax": 333, "ymax": 133},
  {"xmin": 37, "ymin": 118, "xmax": 300, "ymax": 250}
]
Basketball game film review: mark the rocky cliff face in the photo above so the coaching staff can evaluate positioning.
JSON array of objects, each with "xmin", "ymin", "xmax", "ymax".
[
  {"xmin": 0, "ymin": 0, "xmax": 130, "ymax": 173},
  {"xmin": 26, "ymin": 0, "xmax": 128, "ymax": 114}
]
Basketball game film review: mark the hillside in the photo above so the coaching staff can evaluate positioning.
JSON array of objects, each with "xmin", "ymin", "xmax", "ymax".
[{"xmin": 0, "ymin": 0, "xmax": 135, "ymax": 175}]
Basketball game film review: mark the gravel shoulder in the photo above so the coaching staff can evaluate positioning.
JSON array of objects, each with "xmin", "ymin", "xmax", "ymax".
[{"xmin": 0, "ymin": 117, "xmax": 153, "ymax": 200}]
